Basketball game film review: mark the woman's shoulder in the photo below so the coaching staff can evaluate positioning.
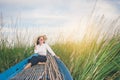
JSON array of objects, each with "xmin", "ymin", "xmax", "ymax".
[
  {"xmin": 44, "ymin": 43, "xmax": 50, "ymax": 47},
  {"xmin": 44, "ymin": 43, "xmax": 48, "ymax": 46},
  {"xmin": 36, "ymin": 43, "xmax": 49, "ymax": 47},
  {"xmin": 36, "ymin": 45, "xmax": 40, "ymax": 48}
]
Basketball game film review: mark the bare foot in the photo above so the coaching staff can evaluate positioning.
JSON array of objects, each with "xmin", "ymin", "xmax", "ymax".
[
  {"xmin": 24, "ymin": 63, "xmax": 32, "ymax": 70},
  {"xmin": 38, "ymin": 62, "xmax": 46, "ymax": 65}
]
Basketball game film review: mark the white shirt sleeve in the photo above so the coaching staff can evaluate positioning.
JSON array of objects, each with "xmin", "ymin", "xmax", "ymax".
[
  {"xmin": 34, "ymin": 45, "xmax": 38, "ymax": 53},
  {"xmin": 46, "ymin": 44, "xmax": 56, "ymax": 56}
]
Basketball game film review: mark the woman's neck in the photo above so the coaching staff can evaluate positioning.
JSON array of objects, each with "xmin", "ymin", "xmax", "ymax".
[{"xmin": 39, "ymin": 43, "xmax": 44, "ymax": 46}]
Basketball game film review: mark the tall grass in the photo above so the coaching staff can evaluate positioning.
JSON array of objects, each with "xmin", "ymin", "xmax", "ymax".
[
  {"xmin": 52, "ymin": 17, "xmax": 120, "ymax": 80},
  {"xmin": 0, "ymin": 13, "xmax": 34, "ymax": 72},
  {"xmin": 52, "ymin": 32, "xmax": 120, "ymax": 80},
  {"xmin": 0, "ymin": 36, "xmax": 34, "ymax": 72},
  {"xmin": 0, "ymin": 15, "xmax": 120, "ymax": 80}
]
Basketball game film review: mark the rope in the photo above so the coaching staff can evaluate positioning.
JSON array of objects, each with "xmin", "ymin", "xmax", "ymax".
[{"xmin": 45, "ymin": 53, "xmax": 63, "ymax": 80}]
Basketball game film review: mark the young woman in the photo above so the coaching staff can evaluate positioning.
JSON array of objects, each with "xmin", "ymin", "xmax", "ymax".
[{"xmin": 24, "ymin": 35, "xmax": 59, "ymax": 69}]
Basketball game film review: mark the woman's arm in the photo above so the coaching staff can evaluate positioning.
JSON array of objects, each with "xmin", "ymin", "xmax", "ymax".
[
  {"xmin": 46, "ymin": 44, "xmax": 59, "ymax": 58},
  {"xmin": 34, "ymin": 43, "xmax": 38, "ymax": 53}
]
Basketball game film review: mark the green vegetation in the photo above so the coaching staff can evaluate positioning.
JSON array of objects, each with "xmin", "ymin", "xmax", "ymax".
[
  {"xmin": 0, "ymin": 39, "xmax": 34, "ymax": 72},
  {"xmin": 52, "ymin": 32, "xmax": 120, "ymax": 80},
  {"xmin": 0, "ymin": 17, "xmax": 120, "ymax": 80}
]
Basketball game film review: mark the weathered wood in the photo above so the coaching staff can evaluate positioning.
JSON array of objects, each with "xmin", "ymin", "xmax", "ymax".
[
  {"xmin": 10, "ymin": 64, "xmax": 45, "ymax": 80},
  {"xmin": 10, "ymin": 54, "xmax": 63, "ymax": 80}
]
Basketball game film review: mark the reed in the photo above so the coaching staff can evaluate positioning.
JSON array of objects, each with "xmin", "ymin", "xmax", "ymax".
[
  {"xmin": 0, "ymin": 15, "xmax": 120, "ymax": 80},
  {"xmin": 52, "ymin": 32, "xmax": 120, "ymax": 80}
]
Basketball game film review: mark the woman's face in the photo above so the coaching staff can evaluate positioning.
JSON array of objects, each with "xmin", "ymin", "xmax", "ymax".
[{"xmin": 39, "ymin": 37, "xmax": 44, "ymax": 44}]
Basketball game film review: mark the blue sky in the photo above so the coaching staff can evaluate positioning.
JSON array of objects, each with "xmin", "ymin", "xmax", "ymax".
[{"xmin": 0, "ymin": 0, "xmax": 120, "ymax": 43}]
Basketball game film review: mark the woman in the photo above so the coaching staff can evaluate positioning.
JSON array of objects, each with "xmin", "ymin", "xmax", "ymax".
[{"xmin": 24, "ymin": 35, "xmax": 59, "ymax": 69}]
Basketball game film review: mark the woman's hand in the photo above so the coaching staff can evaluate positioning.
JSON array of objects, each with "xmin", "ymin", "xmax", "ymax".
[
  {"xmin": 34, "ymin": 43, "xmax": 37, "ymax": 50},
  {"xmin": 54, "ymin": 55, "xmax": 60, "ymax": 59},
  {"xmin": 34, "ymin": 43, "xmax": 37, "ymax": 46}
]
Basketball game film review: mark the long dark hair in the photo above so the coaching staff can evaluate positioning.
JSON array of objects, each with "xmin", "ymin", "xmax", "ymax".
[{"xmin": 36, "ymin": 35, "xmax": 47, "ymax": 45}]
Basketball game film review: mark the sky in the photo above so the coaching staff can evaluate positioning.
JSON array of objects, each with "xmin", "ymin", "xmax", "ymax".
[{"xmin": 0, "ymin": 0, "xmax": 120, "ymax": 44}]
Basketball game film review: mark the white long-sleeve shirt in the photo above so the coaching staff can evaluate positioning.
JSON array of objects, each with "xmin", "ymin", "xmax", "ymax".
[{"xmin": 34, "ymin": 43, "xmax": 56, "ymax": 56}]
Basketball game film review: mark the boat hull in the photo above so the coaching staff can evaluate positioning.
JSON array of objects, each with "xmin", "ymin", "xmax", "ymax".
[{"xmin": 0, "ymin": 53, "xmax": 73, "ymax": 80}]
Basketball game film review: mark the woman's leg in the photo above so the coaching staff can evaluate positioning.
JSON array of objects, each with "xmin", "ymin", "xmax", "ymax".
[
  {"xmin": 24, "ymin": 63, "xmax": 32, "ymax": 70},
  {"xmin": 38, "ymin": 55, "xmax": 47, "ymax": 64},
  {"xmin": 25, "ymin": 56, "xmax": 38, "ymax": 70}
]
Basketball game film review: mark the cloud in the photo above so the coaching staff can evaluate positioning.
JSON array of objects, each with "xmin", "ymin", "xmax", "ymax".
[
  {"xmin": 1, "ymin": 0, "xmax": 119, "ymax": 19},
  {"xmin": 0, "ymin": 0, "xmax": 120, "ymax": 43},
  {"xmin": 94, "ymin": 0, "xmax": 120, "ymax": 18}
]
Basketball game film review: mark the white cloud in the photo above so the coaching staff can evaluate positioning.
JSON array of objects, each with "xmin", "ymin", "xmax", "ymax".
[
  {"xmin": 0, "ymin": 0, "xmax": 120, "ymax": 44},
  {"xmin": 94, "ymin": 0, "xmax": 120, "ymax": 18}
]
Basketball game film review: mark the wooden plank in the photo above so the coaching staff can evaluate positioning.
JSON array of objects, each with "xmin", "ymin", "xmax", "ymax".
[
  {"xmin": 10, "ymin": 64, "xmax": 45, "ymax": 80},
  {"xmin": 10, "ymin": 54, "xmax": 63, "ymax": 80}
]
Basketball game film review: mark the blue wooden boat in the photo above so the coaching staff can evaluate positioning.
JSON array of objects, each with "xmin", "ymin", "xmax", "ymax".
[{"xmin": 0, "ymin": 53, "xmax": 73, "ymax": 80}]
